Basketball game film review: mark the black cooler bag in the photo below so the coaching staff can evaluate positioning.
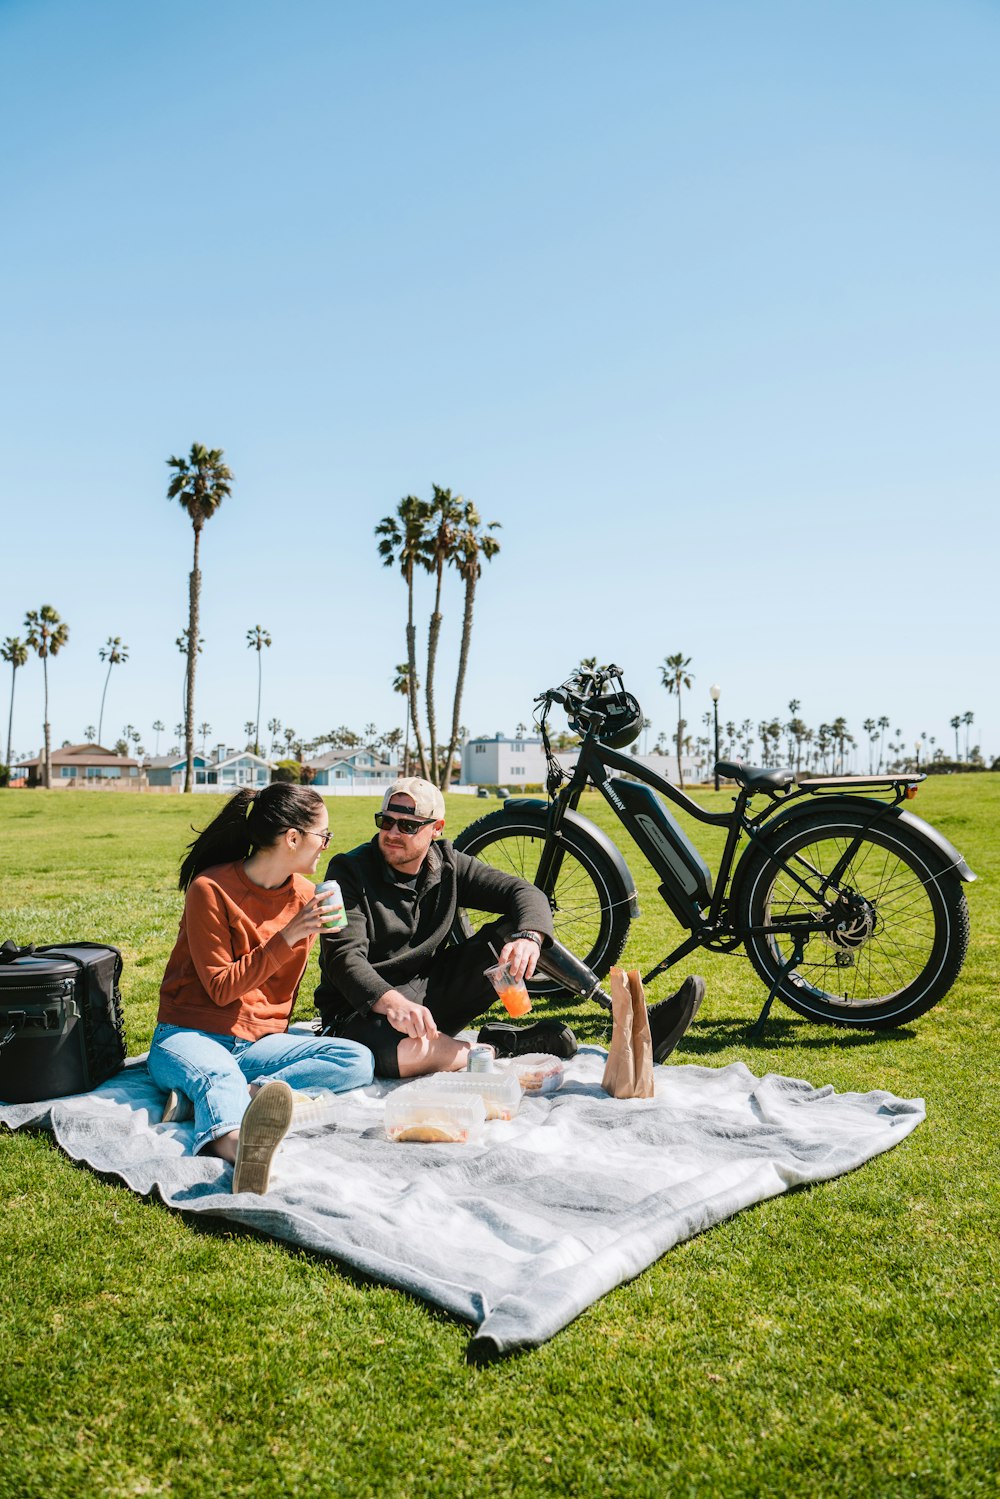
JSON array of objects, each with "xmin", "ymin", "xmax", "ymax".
[{"xmin": 0, "ymin": 941, "xmax": 126, "ymax": 1104}]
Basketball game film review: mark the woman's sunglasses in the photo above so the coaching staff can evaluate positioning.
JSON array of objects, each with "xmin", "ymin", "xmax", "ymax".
[{"xmin": 374, "ymin": 811, "xmax": 436, "ymax": 836}]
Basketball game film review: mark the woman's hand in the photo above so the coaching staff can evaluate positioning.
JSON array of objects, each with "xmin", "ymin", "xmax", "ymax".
[
  {"xmin": 372, "ymin": 991, "xmax": 440, "ymax": 1040},
  {"xmin": 280, "ymin": 896, "xmax": 330, "ymax": 948}
]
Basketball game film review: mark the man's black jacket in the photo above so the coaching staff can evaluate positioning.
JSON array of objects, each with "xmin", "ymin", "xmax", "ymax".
[{"xmin": 313, "ymin": 836, "xmax": 553, "ymax": 1025}]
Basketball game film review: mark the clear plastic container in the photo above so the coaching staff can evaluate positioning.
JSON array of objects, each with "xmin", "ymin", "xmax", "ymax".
[
  {"xmin": 406, "ymin": 1070, "xmax": 522, "ymax": 1121},
  {"xmin": 497, "ymin": 1053, "xmax": 565, "ymax": 1096},
  {"xmin": 385, "ymin": 1086, "xmax": 486, "ymax": 1144}
]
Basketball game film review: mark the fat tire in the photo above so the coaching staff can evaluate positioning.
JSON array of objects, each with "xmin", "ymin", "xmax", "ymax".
[
  {"xmin": 735, "ymin": 807, "xmax": 970, "ymax": 1029},
  {"xmin": 452, "ymin": 808, "xmax": 632, "ymax": 996}
]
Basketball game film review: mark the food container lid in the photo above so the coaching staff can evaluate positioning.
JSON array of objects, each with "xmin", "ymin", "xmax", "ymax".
[
  {"xmin": 406, "ymin": 1070, "xmax": 522, "ymax": 1120},
  {"xmin": 384, "ymin": 1084, "xmax": 486, "ymax": 1143},
  {"xmin": 495, "ymin": 1053, "xmax": 565, "ymax": 1093}
]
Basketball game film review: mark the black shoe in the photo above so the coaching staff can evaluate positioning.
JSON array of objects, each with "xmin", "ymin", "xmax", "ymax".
[
  {"xmin": 477, "ymin": 1020, "xmax": 579, "ymax": 1060},
  {"xmin": 647, "ymin": 976, "xmax": 704, "ymax": 1063}
]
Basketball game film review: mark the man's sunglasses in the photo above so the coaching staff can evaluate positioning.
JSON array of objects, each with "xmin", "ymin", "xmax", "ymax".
[{"xmin": 374, "ymin": 811, "xmax": 437, "ymax": 836}]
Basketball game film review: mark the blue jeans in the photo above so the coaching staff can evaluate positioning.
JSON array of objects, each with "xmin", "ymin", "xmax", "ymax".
[{"xmin": 148, "ymin": 1023, "xmax": 374, "ymax": 1154}]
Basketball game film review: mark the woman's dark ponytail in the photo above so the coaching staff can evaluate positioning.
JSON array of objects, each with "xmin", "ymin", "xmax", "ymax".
[{"xmin": 178, "ymin": 783, "xmax": 327, "ymax": 890}]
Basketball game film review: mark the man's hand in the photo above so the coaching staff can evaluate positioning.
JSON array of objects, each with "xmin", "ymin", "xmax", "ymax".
[
  {"xmin": 372, "ymin": 991, "xmax": 440, "ymax": 1040},
  {"xmin": 498, "ymin": 938, "xmax": 541, "ymax": 983}
]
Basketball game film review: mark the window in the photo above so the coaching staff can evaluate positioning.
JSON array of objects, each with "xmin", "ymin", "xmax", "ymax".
[
  {"xmin": 61, "ymin": 766, "xmax": 74, "ymax": 778},
  {"xmin": 510, "ymin": 765, "xmax": 524, "ymax": 775},
  {"xmin": 474, "ymin": 744, "xmax": 485, "ymax": 755}
]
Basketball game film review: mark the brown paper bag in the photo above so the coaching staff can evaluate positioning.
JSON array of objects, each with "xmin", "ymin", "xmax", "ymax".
[
  {"xmin": 627, "ymin": 969, "xmax": 655, "ymax": 1099},
  {"xmin": 602, "ymin": 967, "xmax": 655, "ymax": 1099},
  {"xmin": 601, "ymin": 967, "xmax": 635, "ymax": 1097}
]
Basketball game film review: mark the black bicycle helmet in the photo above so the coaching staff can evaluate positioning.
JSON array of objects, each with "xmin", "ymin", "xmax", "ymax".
[{"xmin": 570, "ymin": 690, "xmax": 643, "ymax": 749}]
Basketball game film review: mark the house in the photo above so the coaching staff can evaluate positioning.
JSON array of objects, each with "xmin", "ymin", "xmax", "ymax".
[
  {"xmin": 460, "ymin": 733, "xmax": 700, "ymax": 789},
  {"xmin": 461, "ymin": 733, "xmax": 547, "ymax": 788},
  {"xmin": 146, "ymin": 743, "xmax": 272, "ymax": 792},
  {"xmin": 305, "ymin": 746, "xmax": 399, "ymax": 793},
  {"xmin": 15, "ymin": 743, "xmax": 140, "ymax": 788}
]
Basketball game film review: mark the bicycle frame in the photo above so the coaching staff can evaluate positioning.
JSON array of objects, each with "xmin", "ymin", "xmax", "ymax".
[{"xmin": 533, "ymin": 710, "xmax": 929, "ymax": 987}]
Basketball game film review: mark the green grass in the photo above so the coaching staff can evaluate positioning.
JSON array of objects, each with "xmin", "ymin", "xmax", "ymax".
[{"xmin": 1, "ymin": 781, "xmax": 998, "ymax": 1499}]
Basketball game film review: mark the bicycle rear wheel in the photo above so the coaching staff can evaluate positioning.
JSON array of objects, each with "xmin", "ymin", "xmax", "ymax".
[
  {"xmin": 736, "ymin": 807, "xmax": 969, "ymax": 1028},
  {"xmin": 452, "ymin": 809, "xmax": 632, "ymax": 996}
]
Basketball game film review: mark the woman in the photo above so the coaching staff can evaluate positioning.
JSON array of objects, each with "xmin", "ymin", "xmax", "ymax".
[{"xmin": 148, "ymin": 782, "xmax": 374, "ymax": 1195}]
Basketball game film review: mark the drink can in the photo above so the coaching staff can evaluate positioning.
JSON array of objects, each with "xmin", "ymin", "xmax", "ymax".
[
  {"xmin": 467, "ymin": 1044, "xmax": 496, "ymax": 1073},
  {"xmin": 315, "ymin": 879, "xmax": 347, "ymax": 930}
]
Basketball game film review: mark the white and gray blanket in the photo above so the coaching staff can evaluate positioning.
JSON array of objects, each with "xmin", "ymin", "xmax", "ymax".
[{"xmin": 0, "ymin": 1050, "xmax": 924, "ymax": 1357}]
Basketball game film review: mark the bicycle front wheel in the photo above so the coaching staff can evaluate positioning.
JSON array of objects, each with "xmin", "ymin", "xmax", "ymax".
[
  {"xmin": 452, "ymin": 809, "xmax": 632, "ymax": 995},
  {"xmin": 735, "ymin": 807, "xmax": 970, "ymax": 1028}
]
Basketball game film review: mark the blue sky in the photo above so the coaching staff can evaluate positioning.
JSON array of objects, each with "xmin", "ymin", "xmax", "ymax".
[{"xmin": 2, "ymin": 0, "xmax": 997, "ymax": 767}]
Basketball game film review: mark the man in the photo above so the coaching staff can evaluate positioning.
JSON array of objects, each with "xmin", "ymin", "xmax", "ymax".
[{"xmin": 315, "ymin": 777, "xmax": 703, "ymax": 1079}]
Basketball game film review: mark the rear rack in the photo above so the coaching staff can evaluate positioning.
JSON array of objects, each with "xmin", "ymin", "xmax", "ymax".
[{"xmin": 796, "ymin": 773, "xmax": 924, "ymax": 797}]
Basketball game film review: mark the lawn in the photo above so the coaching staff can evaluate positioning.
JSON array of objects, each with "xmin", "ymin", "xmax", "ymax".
[{"xmin": 1, "ymin": 780, "xmax": 997, "ymax": 1499}]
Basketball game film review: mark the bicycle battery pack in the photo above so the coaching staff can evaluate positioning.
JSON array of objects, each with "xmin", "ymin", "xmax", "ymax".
[{"xmin": 600, "ymin": 778, "xmax": 713, "ymax": 911}]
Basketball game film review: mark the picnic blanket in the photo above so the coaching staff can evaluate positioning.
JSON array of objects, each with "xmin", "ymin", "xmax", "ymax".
[{"xmin": 0, "ymin": 1049, "xmax": 924, "ymax": 1357}]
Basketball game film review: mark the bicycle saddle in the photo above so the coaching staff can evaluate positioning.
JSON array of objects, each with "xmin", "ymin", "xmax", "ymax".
[{"xmin": 716, "ymin": 761, "xmax": 794, "ymax": 793}]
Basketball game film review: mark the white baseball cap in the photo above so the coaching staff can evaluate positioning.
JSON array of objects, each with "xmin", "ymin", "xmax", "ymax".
[{"xmin": 381, "ymin": 777, "xmax": 446, "ymax": 821}]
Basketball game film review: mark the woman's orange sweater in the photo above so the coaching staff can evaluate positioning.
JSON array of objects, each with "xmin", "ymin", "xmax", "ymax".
[{"xmin": 157, "ymin": 862, "xmax": 317, "ymax": 1041}]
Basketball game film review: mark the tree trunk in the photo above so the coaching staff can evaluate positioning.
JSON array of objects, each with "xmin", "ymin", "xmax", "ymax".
[
  {"xmin": 255, "ymin": 652, "xmax": 262, "ymax": 756},
  {"xmin": 98, "ymin": 661, "xmax": 112, "ymax": 748},
  {"xmin": 185, "ymin": 527, "xmax": 201, "ymax": 794},
  {"xmin": 425, "ymin": 564, "xmax": 444, "ymax": 784},
  {"xmin": 405, "ymin": 565, "xmax": 428, "ymax": 778},
  {"xmin": 675, "ymin": 691, "xmax": 684, "ymax": 790},
  {"xmin": 440, "ymin": 573, "xmax": 476, "ymax": 792},
  {"xmin": 402, "ymin": 692, "xmax": 411, "ymax": 777},
  {"xmin": 42, "ymin": 654, "xmax": 51, "ymax": 789},
  {"xmin": 5, "ymin": 664, "xmax": 17, "ymax": 778}
]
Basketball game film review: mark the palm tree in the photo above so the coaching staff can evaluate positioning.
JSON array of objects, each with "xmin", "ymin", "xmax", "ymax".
[
  {"xmin": 877, "ymin": 715, "xmax": 890, "ymax": 772},
  {"xmin": 84, "ymin": 725, "xmax": 96, "ymax": 742},
  {"xmin": 660, "ymin": 654, "xmax": 693, "ymax": 788},
  {"xmin": 244, "ymin": 720, "xmax": 256, "ymax": 749},
  {"xmin": 97, "ymin": 636, "xmax": 128, "ymax": 748},
  {"xmin": 441, "ymin": 503, "xmax": 501, "ymax": 791},
  {"xmin": 816, "ymin": 723, "xmax": 832, "ymax": 774},
  {"xmin": 152, "ymin": 720, "xmax": 165, "ymax": 754},
  {"xmin": 786, "ymin": 700, "xmax": 801, "ymax": 764},
  {"xmin": 392, "ymin": 663, "xmax": 416, "ymax": 775},
  {"xmin": 962, "ymin": 711, "xmax": 974, "ymax": 764},
  {"xmin": 422, "ymin": 485, "xmax": 465, "ymax": 783},
  {"xmin": 198, "ymin": 722, "xmax": 212, "ymax": 755},
  {"xmin": 862, "ymin": 718, "xmax": 877, "ymax": 774},
  {"xmin": 166, "ymin": 442, "xmax": 233, "ymax": 791},
  {"xmin": 950, "ymin": 715, "xmax": 961, "ymax": 762},
  {"xmin": 267, "ymin": 717, "xmax": 282, "ymax": 755},
  {"xmin": 830, "ymin": 717, "xmax": 850, "ymax": 774},
  {"xmin": 245, "ymin": 625, "xmax": 271, "ymax": 754},
  {"xmin": 382, "ymin": 727, "xmax": 403, "ymax": 767},
  {"xmin": 375, "ymin": 495, "xmax": 432, "ymax": 777},
  {"xmin": 2, "ymin": 636, "xmax": 28, "ymax": 783},
  {"xmin": 24, "ymin": 606, "xmax": 69, "ymax": 788}
]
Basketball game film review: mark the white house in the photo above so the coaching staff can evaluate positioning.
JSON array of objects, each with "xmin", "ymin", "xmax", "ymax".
[
  {"xmin": 461, "ymin": 733, "xmax": 700, "ymax": 789},
  {"xmin": 461, "ymin": 734, "xmax": 547, "ymax": 787}
]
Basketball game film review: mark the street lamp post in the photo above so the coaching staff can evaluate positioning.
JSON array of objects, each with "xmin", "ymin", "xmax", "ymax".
[{"xmin": 710, "ymin": 684, "xmax": 721, "ymax": 792}]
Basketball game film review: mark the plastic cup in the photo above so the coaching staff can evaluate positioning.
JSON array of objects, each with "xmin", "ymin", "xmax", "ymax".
[
  {"xmin": 315, "ymin": 879, "xmax": 347, "ymax": 930},
  {"xmin": 484, "ymin": 961, "xmax": 532, "ymax": 1018}
]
